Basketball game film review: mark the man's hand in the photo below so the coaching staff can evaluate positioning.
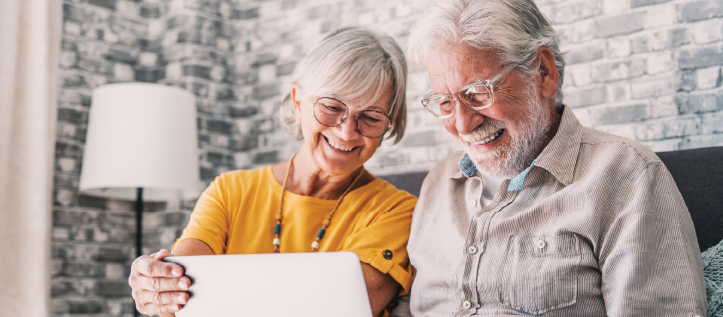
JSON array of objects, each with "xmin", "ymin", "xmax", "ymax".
[{"xmin": 128, "ymin": 249, "xmax": 190, "ymax": 316}]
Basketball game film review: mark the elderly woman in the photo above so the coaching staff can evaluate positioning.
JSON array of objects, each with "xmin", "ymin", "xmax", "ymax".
[{"xmin": 127, "ymin": 26, "xmax": 416, "ymax": 317}]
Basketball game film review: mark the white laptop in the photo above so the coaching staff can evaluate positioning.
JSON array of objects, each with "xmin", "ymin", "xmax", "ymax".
[{"xmin": 164, "ymin": 252, "xmax": 373, "ymax": 317}]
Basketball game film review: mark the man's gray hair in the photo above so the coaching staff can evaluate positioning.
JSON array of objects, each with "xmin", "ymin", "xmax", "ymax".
[
  {"xmin": 407, "ymin": 0, "xmax": 565, "ymax": 105},
  {"xmin": 280, "ymin": 26, "xmax": 408, "ymax": 143}
]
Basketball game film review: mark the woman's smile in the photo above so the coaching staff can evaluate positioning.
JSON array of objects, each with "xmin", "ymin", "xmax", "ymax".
[{"xmin": 323, "ymin": 134, "xmax": 360, "ymax": 153}]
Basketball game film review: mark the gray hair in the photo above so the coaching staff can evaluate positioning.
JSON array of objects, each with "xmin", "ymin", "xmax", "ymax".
[
  {"xmin": 407, "ymin": 0, "xmax": 565, "ymax": 105},
  {"xmin": 280, "ymin": 26, "xmax": 408, "ymax": 144}
]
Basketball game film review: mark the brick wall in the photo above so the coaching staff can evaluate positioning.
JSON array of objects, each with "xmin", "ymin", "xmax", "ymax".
[
  {"xmin": 538, "ymin": 0, "xmax": 723, "ymax": 152},
  {"xmin": 51, "ymin": 0, "xmax": 723, "ymax": 316}
]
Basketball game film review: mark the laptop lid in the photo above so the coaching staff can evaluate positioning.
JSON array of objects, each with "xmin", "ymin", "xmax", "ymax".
[{"xmin": 164, "ymin": 251, "xmax": 372, "ymax": 317}]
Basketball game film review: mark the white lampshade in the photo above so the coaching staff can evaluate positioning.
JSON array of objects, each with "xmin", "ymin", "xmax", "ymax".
[{"xmin": 79, "ymin": 83, "xmax": 200, "ymax": 201}]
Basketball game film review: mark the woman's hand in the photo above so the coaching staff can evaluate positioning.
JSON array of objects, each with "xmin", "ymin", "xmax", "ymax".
[{"xmin": 128, "ymin": 249, "xmax": 190, "ymax": 316}]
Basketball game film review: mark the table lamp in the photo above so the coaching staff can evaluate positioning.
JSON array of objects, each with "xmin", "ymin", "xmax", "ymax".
[{"xmin": 79, "ymin": 83, "xmax": 200, "ymax": 263}]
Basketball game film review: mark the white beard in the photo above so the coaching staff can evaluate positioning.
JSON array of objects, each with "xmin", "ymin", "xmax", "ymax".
[{"xmin": 457, "ymin": 82, "xmax": 554, "ymax": 179}]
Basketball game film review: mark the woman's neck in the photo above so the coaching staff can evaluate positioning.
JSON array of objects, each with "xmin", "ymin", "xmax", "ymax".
[{"xmin": 271, "ymin": 150, "xmax": 374, "ymax": 200}]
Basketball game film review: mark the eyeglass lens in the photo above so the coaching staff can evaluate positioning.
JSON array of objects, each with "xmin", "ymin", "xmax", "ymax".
[
  {"xmin": 425, "ymin": 84, "xmax": 493, "ymax": 117},
  {"xmin": 313, "ymin": 98, "xmax": 390, "ymax": 138}
]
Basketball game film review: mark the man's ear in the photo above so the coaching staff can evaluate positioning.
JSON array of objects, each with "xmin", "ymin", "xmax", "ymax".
[
  {"xmin": 537, "ymin": 47, "xmax": 559, "ymax": 100},
  {"xmin": 290, "ymin": 84, "xmax": 302, "ymax": 125}
]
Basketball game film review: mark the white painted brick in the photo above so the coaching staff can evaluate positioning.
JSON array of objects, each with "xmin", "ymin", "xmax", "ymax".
[
  {"xmin": 396, "ymin": 3, "xmax": 412, "ymax": 18},
  {"xmin": 358, "ymin": 12, "xmax": 375, "ymax": 25},
  {"xmin": 596, "ymin": 123, "xmax": 637, "ymax": 140},
  {"xmin": 550, "ymin": 0, "xmax": 601, "ymax": 24},
  {"xmin": 646, "ymin": 51, "xmax": 674, "ymax": 75},
  {"xmin": 570, "ymin": 19, "xmax": 596, "ymax": 43},
  {"xmin": 113, "ymin": 63, "xmax": 134, "ymax": 81},
  {"xmin": 138, "ymin": 52, "xmax": 158, "ymax": 67},
  {"xmin": 566, "ymin": 64, "xmax": 594, "ymax": 86},
  {"xmin": 210, "ymin": 134, "xmax": 229, "ymax": 147},
  {"xmin": 696, "ymin": 66, "xmax": 721, "ymax": 90},
  {"xmin": 105, "ymin": 263, "xmax": 126, "ymax": 279},
  {"xmin": 210, "ymin": 65, "xmax": 225, "ymax": 82},
  {"xmin": 102, "ymin": 27, "xmax": 119, "ymax": 43},
  {"xmin": 217, "ymin": 38, "xmax": 230, "ymax": 51},
  {"xmin": 634, "ymin": 116, "xmax": 700, "ymax": 141},
  {"xmin": 60, "ymin": 51, "xmax": 77, "ymax": 68},
  {"xmin": 681, "ymin": 134, "xmax": 723, "ymax": 149},
  {"xmin": 56, "ymin": 190, "xmax": 74, "ymax": 206},
  {"xmin": 606, "ymin": 36, "xmax": 631, "ymax": 58},
  {"xmin": 258, "ymin": 64, "xmax": 276, "ymax": 83},
  {"xmin": 64, "ymin": 21, "xmax": 81, "ymax": 35},
  {"xmin": 117, "ymin": 0, "xmax": 140, "ymax": 16},
  {"xmin": 606, "ymin": 81, "xmax": 632, "ymax": 102},
  {"xmin": 643, "ymin": 4, "xmax": 676, "ymax": 28},
  {"xmin": 53, "ymin": 227, "xmax": 69, "ymax": 240},
  {"xmin": 148, "ymin": 19, "xmax": 164, "ymax": 37},
  {"xmin": 640, "ymin": 138, "xmax": 680, "ymax": 152},
  {"xmin": 701, "ymin": 111, "xmax": 723, "ymax": 134},
  {"xmin": 602, "ymin": 0, "xmax": 630, "ymax": 14},
  {"xmin": 58, "ymin": 158, "xmax": 76, "ymax": 172},
  {"xmin": 571, "ymin": 107, "xmax": 596, "ymax": 126},
  {"xmin": 166, "ymin": 62, "xmax": 182, "ymax": 79},
  {"xmin": 219, "ymin": 1, "xmax": 232, "ymax": 18},
  {"xmin": 259, "ymin": 1, "xmax": 282, "ymax": 17},
  {"xmin": 692, "ymin": 18, "xmax": 723, "ymax": 44},
  {"xmin": 631, "ymin": 74, "xmax": 676, "ymax": 99},
  {"xmin": 162, "ymin": 30, "xmax": 178, "ymax": 47},
  {"xmin": 649, "ymin": 95, "xmax": 679, "ymax": 118}
]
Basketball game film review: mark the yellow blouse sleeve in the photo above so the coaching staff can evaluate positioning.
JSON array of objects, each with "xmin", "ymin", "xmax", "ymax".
[
  {"xmin": 172, "ymin": 174, "xmax": 232, "ymax": 255},
  {"xmin": 341, "ymin": 188, "xmax": 417, "ymax": 296}
]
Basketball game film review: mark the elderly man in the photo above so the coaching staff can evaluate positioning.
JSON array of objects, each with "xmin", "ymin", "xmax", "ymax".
[{"xmin": 393, "ymin": 0, "xmax": 707, "ymax": 316}]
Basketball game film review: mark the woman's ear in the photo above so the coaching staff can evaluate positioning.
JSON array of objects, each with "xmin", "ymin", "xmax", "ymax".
[
  {"xmin": 291, "ymin": 84, "xmax": 302, "ymax": 125},
  {"xmin": 536, "ymin": 47, "xmax": 559, "ymax": 100}
]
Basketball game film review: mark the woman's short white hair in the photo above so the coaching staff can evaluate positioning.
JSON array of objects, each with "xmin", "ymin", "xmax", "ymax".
[
  {"xmin": 279, "ymin": 26, "xmax": 408, "ymax": 143},
  {"xmin": 407, "ymin": 0, "xmax": 565, "ymax": 105}
]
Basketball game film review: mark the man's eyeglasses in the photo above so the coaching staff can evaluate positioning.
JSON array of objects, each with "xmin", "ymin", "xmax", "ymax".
[
  {"xmin": 312, "ymin": 97, "xmax": 392, "ymax": 138},
  {"xmin": 421, "ymin": 64, "xmax": 517, "ymax": 119}
]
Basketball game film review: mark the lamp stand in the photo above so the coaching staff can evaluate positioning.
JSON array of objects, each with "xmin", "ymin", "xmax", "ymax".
[
  {"xmin": 135, "ymin": 187, "xmax": 143, "ymax": 317},
  {"xmin": 135, "ymin": 187, "xmax": 143, "ymax": 258}
]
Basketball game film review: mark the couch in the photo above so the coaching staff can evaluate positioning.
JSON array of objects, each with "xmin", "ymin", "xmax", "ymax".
[{"xmin": 380, "ymin": 146, "xmax": 723, "ymax": 253}]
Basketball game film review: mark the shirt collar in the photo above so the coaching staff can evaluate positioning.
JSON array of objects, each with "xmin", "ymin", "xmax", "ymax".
[
  {"xmin": 458, "ymin": 153, "xmax": 479, "ymax": 178},
  {"xmin": 534, "ymin": 105, "xmax": 584, "ymax": 186}
]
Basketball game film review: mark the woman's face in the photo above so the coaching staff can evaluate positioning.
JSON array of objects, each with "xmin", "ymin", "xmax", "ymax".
[{"xmin": 293, "ymin": 86, "xmax": 393, "ymax": 177}]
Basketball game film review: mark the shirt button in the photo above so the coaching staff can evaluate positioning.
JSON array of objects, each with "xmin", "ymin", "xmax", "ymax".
[
  {"xmin": 471, "ymin": 199, "xmax": 478, "ymax": 207},
  {"xmin": 462, "ymin": 300, "xmax": 472, "ymax": 309},
  {"xmin": 537, "ymin": 239, "xmax": 546, "ymax": 249},
  {"xmin": 468, "ymin": 246, "xmax": 477, "ymax": 255}
]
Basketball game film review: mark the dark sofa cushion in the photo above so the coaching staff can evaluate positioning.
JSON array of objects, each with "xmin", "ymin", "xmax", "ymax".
[
  {"xmin": 379, "ymin": 146, "xmax": 723, "ymax": 252},
  {"xmin": 657, "ymin": 146, "xmax": 723, "ymax": 252}
]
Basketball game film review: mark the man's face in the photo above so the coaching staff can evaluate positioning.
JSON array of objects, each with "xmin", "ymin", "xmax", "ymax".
[{"xmin": 426, "ymin": 44, "xmax": 556, "ymax": 178}]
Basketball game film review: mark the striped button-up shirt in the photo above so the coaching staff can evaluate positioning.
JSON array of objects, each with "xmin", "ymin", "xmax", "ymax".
[{"xmin": 392, "ymin": 107, "xmax": 706, "ymax": 316}]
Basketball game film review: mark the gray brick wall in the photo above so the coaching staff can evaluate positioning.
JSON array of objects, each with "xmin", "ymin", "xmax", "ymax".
[
  {"xmin": 540, "ymin": 0, "xmax": 723, "ymax": 152},
  {"xmin": 52, "ymin": 0, "xmax": 723, "ymax": 315}
]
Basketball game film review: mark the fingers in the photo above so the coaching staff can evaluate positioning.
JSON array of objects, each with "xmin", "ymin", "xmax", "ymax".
[
  {"xmin": 129, "ymin": 249, "xmax": 189, "ymax": 316},
  {"xmin": 134, "ymin": 251, "xmax": 183, "ymax": 278},
  {"xmin": 132, "ymin": 274, "xmax": 190, "ymax": 292},
  {"xmin": 134, "ymin": 290, "xmax": 189, "ymax": 315},
  {"xmin": 154, "ymin": 249, "xmax": 173, "ymax": 260}
]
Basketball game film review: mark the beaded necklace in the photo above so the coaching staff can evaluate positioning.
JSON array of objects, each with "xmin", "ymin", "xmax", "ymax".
[{"xmin": 273, "ymin": 153, "xmax": 364, "ymax": 253}]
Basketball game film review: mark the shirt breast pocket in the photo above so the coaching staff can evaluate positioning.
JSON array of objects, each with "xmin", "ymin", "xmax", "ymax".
[{"xmin": 497, "ymin": 234, "xmax": 581, "ymax": 315}]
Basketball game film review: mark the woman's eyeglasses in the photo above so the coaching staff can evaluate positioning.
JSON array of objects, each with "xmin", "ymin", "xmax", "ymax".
[{"xmin": 312, "ymin": 97, "xmax": 391, "ymax": 138}]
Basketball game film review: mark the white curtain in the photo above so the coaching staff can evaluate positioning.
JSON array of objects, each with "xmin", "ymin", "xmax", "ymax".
[{"xmin": 0, "ymin": 0, "xmax": 62, "ymax": 316}]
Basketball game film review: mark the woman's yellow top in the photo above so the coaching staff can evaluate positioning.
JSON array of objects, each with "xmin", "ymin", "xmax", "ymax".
[{"xmin": 173, "ymin": 166, "xmax": 417, "ymax": 295}]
